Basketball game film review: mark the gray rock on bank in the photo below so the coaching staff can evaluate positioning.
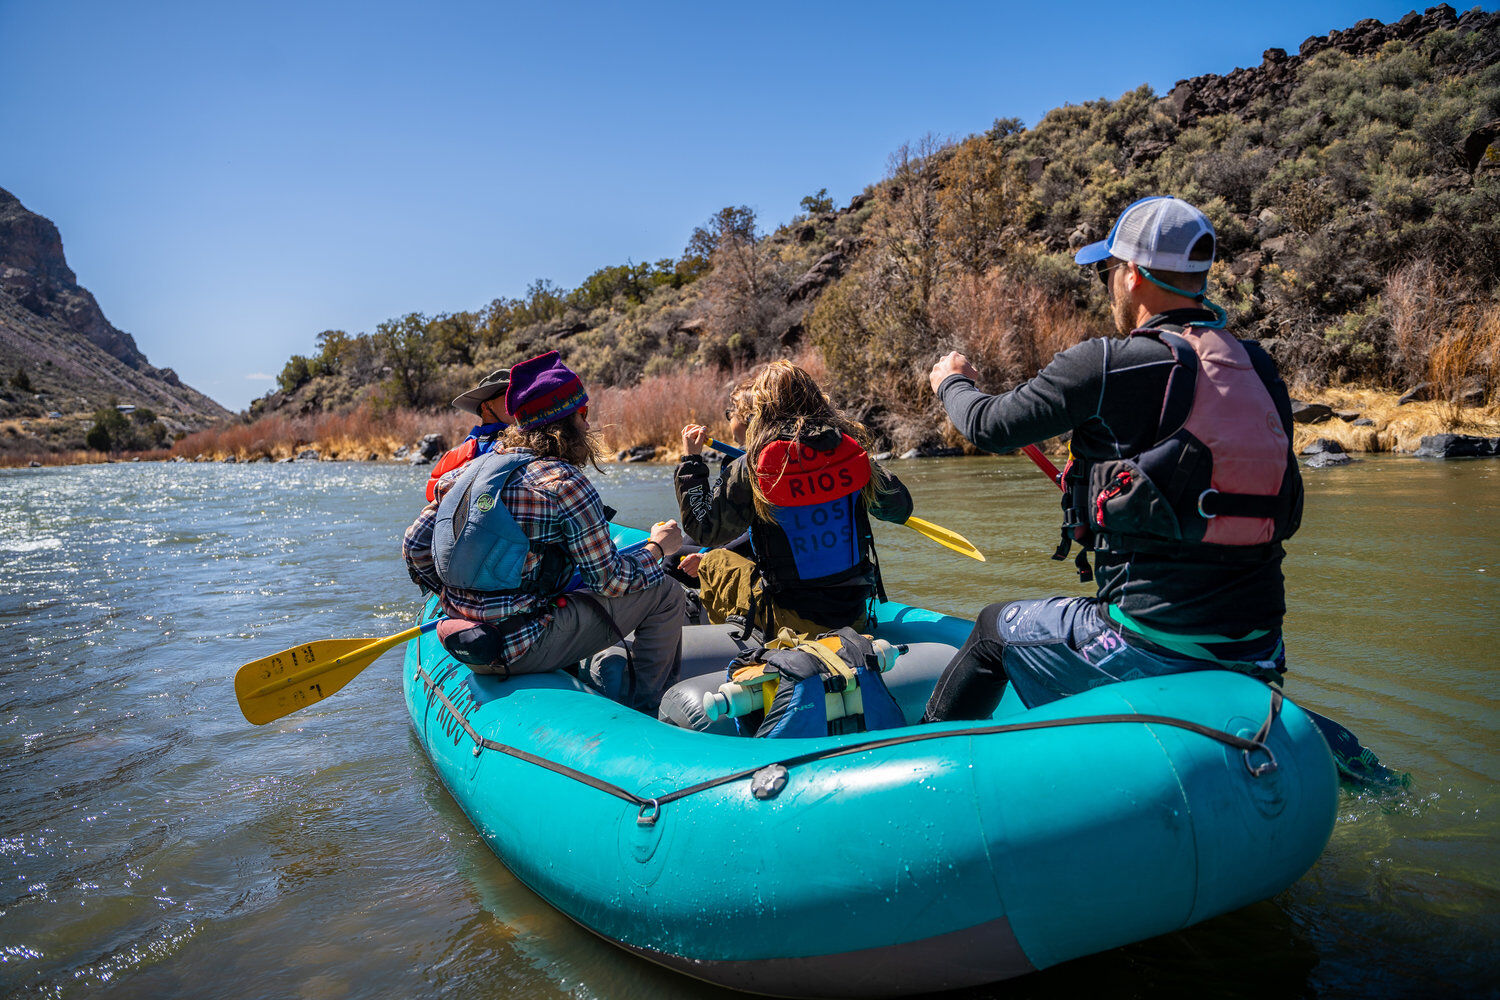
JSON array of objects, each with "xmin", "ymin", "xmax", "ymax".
[
  {"xmin": 1291, "ymin": 401, "xmax": 1333, "ymax": 424},
  {"xmin": 618, "ymin": 444, "xmax": 656, "ymax": 463},
  {"xmin": 408, "ymin": 434, "xmax": 447, "ymax": 465},
  {"xmin": 1302, "ymin": 437, "xmax": 1355, "ymax": 467},
  {"xmin": 1413, "ymin": 434, "xmax": 1500, "ymax": 458}
]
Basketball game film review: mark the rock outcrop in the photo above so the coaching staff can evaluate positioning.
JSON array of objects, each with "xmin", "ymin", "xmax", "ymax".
[
  {"xmin": 0, "ymin": 186, "xmax": 229, "ymax": 433},
  {"xmin": 1166, "ymin": 6, "xmax": 1488, "ymax": 129},
  {"xmin": 0, "ymin": 187, "xmax": 148, "ymax": 369}
]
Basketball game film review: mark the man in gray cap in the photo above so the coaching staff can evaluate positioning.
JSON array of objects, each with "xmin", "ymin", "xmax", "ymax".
[
  {"xmin": 424, "ymin": 368, "xmax": 512, "ymax": 502},
  {"xmin": 922, "ymin": 196, "xmax": 1303, "ymax": 721}
]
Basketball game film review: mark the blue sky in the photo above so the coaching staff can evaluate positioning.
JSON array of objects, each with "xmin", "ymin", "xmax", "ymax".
[{"xmin": 0, "ymin": 0, "xmax": 1480, "ymax": 411}]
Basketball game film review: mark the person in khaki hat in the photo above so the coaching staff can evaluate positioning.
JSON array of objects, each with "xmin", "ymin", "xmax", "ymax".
[
  {"xmin": 423, "ymin": 368, "xmax": 512, "ymax": 502},
  {"xmin": 923, "ymin": 196, "xmax": 1303, "ymax": 722}
]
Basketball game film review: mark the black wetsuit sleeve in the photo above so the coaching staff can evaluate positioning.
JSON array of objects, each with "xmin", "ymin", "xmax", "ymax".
[
  {"xmin": 937, "ymin": 340, "xmax": 1107, "ymax": 453},
  {"xmin": 674, "ymin": 454, "xmax": 754, "ymax": 547}
]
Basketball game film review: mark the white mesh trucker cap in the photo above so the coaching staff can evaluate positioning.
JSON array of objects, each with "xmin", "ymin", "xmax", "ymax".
[{"xmin": 1074, "ymin": 197, "xmax": 1216, "ymax": 273}]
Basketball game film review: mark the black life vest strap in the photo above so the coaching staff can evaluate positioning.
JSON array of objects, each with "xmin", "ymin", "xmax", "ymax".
[
  {"xmin": 1143, "ymin": 327, "xmax": 1198, "ymax": 440},
  {"xmin": 1198, "ymin": 491, "xmax": 1283, "ymax": 519}
]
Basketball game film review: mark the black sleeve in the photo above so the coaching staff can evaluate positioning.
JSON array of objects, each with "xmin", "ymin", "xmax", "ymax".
[
  {"xmin": 674, "ymin": 455, "xmax": 754, "ymax": 547},
  {"xmin": 937, "ymin": 340, "xmax": 1108, "ymax": 453},
  {"xmin": 868, "ymin": 465, "xmax": 914, "ymax": 524}
]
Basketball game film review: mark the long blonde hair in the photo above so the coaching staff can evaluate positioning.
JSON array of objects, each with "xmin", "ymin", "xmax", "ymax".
[{"xmin": 736, "ymin": 360, "xmax": 880, "ymax": 520}]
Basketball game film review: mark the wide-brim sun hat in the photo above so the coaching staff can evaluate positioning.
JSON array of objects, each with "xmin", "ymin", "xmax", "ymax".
[
  {"xmin": 451, "ymin": 369, "xmax": 511, "ymax": 416},
  {"xmin": 1074, "ymin": 196, "xmax": 1216, "ymax": 272}
]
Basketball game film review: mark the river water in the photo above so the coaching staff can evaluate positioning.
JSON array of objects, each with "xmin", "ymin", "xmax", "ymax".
[{"xmin": 1, "ymin": 457, "xmax": 1495, "ymax": 999}]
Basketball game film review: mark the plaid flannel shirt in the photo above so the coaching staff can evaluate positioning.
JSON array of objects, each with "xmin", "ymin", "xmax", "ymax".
[{"xmin": 402, "ymin": 448, "xmax": 663, "ymax": 664}]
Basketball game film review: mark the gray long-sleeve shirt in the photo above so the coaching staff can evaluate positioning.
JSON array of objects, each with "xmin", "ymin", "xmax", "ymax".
[{"xmin": 939, "ymin": 309, "xmax": 1295, "ymax": 637}]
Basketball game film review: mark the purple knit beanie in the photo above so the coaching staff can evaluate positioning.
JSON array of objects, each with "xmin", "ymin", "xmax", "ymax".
[{"xmin": 505, "ymin": 350, "xmax": 588, "ymax": 430}]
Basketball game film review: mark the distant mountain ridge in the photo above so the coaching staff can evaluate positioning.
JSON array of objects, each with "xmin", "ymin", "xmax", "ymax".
[{"xmin": 0, "ymin": 186, "xmax": 229, "ymax": 448}]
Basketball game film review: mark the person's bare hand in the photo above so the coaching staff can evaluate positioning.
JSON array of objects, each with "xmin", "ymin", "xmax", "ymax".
[
  {"xmin": 929, "ymin": 352, "xmax": 979, "ymax": 394},
  {"xmin": 681, "ymin": 424, "xmax": 710, "ymax": 456},
  {"xmin": 649, "ymin": 519, "xmax": 684, "ymax": 557},
  {"xmin": 678, "ymin": 550, "xmax": 703, "ymax": 578}
]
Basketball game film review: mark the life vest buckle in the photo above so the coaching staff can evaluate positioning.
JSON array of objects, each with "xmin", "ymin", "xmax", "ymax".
[{"xmin": 1197, "ymin": 488, "xmax": 1220, "ymax": 519}]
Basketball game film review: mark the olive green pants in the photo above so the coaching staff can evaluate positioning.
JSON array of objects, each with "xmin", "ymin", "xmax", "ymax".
[{"xmin": 697, "ymin": 548, "xmax": 862, "ymax": 637}]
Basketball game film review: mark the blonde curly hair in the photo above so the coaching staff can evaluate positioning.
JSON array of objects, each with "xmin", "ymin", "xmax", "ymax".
[{"xmin": 736, "ymin": 360, "xmax": 880, "ymax": 520}]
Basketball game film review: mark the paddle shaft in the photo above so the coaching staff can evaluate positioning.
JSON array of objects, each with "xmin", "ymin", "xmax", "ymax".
[{"xmin": 1021, "ymin": 444, "xmax": 1063, "ymax": 485}]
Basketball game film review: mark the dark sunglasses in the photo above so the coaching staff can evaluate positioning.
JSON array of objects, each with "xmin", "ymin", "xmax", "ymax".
[
  {"xmin": 724, "ymin": 408, "xmax": 735, "ymax": 421},
  {"xmin": 1094, "ymin": 259, "xmax": 1119, "ymax": 288}
]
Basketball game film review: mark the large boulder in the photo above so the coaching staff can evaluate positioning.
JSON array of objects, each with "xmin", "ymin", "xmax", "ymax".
[
  {"xmin": 785, "ymin": 251, "xmax": 845, "ymax": 304},
  {"xmin": 1305, "ymin": 451, "xmax": 1354, "ymax": 468},
  {"xmin": 1291, "ymin": 401, "xmax": 1333, "ymax": 424},
  {"xmin": 618, "ymin": 444, "xmax": 656, "ymax": 463},
  {"xmin": 1413, "ymin": 434, "xmax": 1500, "ymax": 458},
  {"xmin": 408, "ymin": 433, "xmax": 447, "ymax": 465}
]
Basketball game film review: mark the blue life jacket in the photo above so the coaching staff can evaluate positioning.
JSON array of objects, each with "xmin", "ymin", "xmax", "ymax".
[
  {"xmin": 727, "ymin": 628, "xmax": 904, "ymax": 739},
  {"xmin": 749, "ymin": 432, "xmax": 874, "ymax": 590},
  {"xmin": 433, "ymin": 450, "xmax": 539, "ymax": 592}
]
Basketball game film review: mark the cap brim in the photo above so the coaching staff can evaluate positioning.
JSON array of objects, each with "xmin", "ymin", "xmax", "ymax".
[
  {"xmin": 451, "ymin": 387, "xmax": 503, "ymax": 415},
  {"xmin": 1073, "ymin": 240, "xmax": 1113, "ymax": 266}
]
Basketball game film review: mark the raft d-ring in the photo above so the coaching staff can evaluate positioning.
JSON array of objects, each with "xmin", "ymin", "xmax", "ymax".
[
  {"xmin": 1197, "ymin": 488, "xmax": 1220, "ymax": 519},
  {"xmin": 636, "ymin": 799, "xmax": 662, "ymax": 826},
  {"xmin": 1243, "ymin": 743, "xmax": 1278, "ymax": 778}
]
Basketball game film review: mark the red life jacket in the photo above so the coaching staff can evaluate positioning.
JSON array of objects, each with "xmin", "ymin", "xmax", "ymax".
[
  {"xmin": 754, "ymin": 433, "xmax": 870, "ymax": 506},
  {"xmin": 425, "ymin": 438, "xmax": 481, "ymax": 502}
]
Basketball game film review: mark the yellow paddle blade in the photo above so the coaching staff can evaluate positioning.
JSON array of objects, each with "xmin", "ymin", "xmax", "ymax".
[
  {"xmin": 235, "ymin": 627, "xmax": 422, "ymax": 725},
  {"xmin": 904, "ymin": 515, "xmax": 985, "ymax": 562}
]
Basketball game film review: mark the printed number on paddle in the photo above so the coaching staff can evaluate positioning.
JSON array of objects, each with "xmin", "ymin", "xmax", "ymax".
[{"xmin": 261, "ymin": 644, "xmax": 319, "ymax": 680}]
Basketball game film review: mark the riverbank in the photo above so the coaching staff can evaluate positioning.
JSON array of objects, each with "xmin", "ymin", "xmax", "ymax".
[{"xmin": 4, "ymin": 382, "xmax": 1497, "ymax": 469}]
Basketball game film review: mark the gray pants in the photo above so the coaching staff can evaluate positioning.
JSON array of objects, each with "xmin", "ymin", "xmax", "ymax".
[{"xmin": 502, "ymin": 577, "xmax": 685, "ymax": 713}]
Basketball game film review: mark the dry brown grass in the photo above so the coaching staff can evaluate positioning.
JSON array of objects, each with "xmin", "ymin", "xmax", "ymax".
[
  {"xmin": 1428, "ymin": 303, "xmax": 1500, "ymax": 429},
  {"xmin": 590, "ymin": 366, "xmax": 740, "ymax": 460},
  {"xmin": 937, "ymin": 268, "xmax": 1098, "ymax": 384},
  {"xmin": 0, "ymin": 448, "xmax": 106, "ymax": 468},
  {"xmin": 170, "ymin": 405, "xmax": 475, "ymax": 462},
  {"xmin": 1290, "ymin": 384, "xmax": 1500, "ymax": 454}
]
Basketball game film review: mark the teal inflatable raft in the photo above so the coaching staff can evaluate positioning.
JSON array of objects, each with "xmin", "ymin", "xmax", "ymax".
[{"xmin": 403, "ymin": 580, "xmax": 1337, "ymax": 997}]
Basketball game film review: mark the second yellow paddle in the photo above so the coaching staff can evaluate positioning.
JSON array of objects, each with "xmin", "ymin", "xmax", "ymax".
[
  {"xmin": 708, "ymin": 438, "xmax": 985, "ymax": 562},
  {"xmin": 903, "ymin": 515, "xmax": 984, "ymax": 561}
]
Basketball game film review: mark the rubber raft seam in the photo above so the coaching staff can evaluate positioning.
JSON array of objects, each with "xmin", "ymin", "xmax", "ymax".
[{"xmin": 415, "ymin": 664, "xmax": 1284, "ymax": 821}]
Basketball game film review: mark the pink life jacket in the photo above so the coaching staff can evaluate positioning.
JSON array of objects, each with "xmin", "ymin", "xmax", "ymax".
[{"xmin": 1063, "ymin": 325, "xmax": 1302, "ymax": 568}]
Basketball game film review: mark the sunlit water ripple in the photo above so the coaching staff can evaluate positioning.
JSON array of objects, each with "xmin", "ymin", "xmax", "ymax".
[{"xmin": 0, "ymin": 458, "xmax": 1495, "ymax": 998}]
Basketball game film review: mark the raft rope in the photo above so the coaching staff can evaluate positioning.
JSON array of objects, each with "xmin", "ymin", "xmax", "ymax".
[{"xmin": 416, "ymin": 664, "xmax": 1283, "ymax": 827}]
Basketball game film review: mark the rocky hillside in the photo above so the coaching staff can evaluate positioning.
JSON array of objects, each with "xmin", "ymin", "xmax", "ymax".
[
  {"xmin": 0, "ymin": 187, "xmax": 230, "ymax": 455},
  {"xmin": 254, "ymin": 6, "xmax": 1499, "ymax": 452}
]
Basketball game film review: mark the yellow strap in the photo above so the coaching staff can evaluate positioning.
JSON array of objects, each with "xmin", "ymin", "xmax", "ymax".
[{"xmin": 795, "ymin": 635, "xmax": 858, "ymax": 685}]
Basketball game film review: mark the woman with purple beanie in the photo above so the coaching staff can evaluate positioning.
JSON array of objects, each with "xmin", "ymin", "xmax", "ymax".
[{"xmin": 403, "ymin": 350, "xmax": 686, "ymax": 712}]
